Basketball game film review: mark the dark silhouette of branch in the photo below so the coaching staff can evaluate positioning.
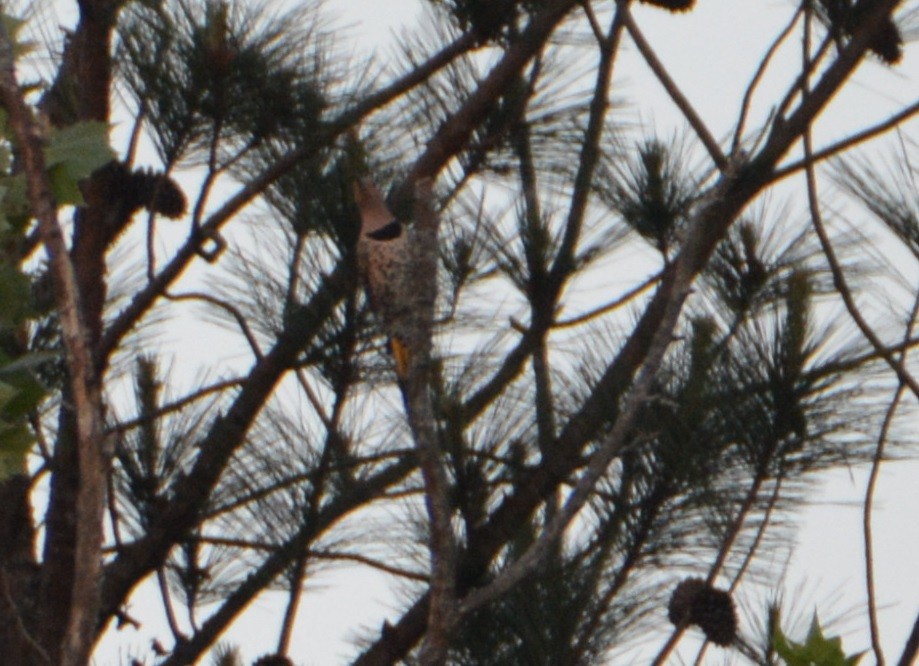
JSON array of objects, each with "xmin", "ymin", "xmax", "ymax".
[
  {"xmin": 732, "ymin": 3, "xmax": 803, "ymax": 153},
  {"xmin": 107, "ymin": 378, "xmax": 245, "ymax": 434},
  {"xmin": 864, "ymin": 292, "xmax": 918, "ymax": 666},
  {"xmin": 802, "ymin": 121, "xmax": 919, "ymax": 401},
  {"xmin": 404, "ymin": 0, "xmax": 581, "ymax": 186},
  {"xmin": 100, "ymin": 263, "xmax": 349, "ymax": 624},
  {"xmin": 770, "ymin": 98, "xmax": 919, "ymax": 183},
  {"xmin": 620, "ymin": 3, "xmax": 726, "ymax": 170},
  {"xmin": 897, "ymin": 611, "xmax": 919, "ymax": 666},
  {"xmin": 276, "ymin": 555, "xmax": 306, "ymax": 656},
  {"xmin": 157, "ymin": 458, "xmax": 415, "ymax": 666}
]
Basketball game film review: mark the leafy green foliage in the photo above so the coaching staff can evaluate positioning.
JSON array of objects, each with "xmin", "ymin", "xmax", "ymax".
[
  {"xmin": 43, "ymin": 121, "xmax": 115, "ymax": 205},
  {"xmin": 0, "ymin": 354, "xmax": 45, "ymax": 477},
  {"xmin": 0, "ymin": 74, "xmax": 109, "ymax": 476},
  {"xmin": 772, "ymin": 611, "xmax": 864, "ymax": 666}
]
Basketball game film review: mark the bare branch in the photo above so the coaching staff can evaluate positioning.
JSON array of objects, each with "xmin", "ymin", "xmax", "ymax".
[
  {"xmin": 864, "ymin": 292, "xmax": 918, "ymax": 666},
  {"xmin": 402, "ymin": 179, "xmax": 456, "ymax": 665},
  {"xmin": 732, "ymin": 3, "xmax": 803, "ymax": 153},
  {"xmin": 897, "ymin": 611, "xmax": 919, "ymax": 666},
  {"xmin": 770, "ymin": 98, "xmax": 919, "ymax": 183},
  {"xmin": 107, "ymin": 378, "xmax": 244, "ymax": 435},
  {"xmin": 165, "ymin": 291, "xmax": 265, "ymax": 361},
  {"xmin": 802, "ymin": 129, "xmax": 919, "ymax": 400},
  {"xmin": 620, "ymin": 4, "xmax": 726, "ymax": 170},
  {"xmin": 554, "ymin": 270, "xmax": 661, "ymax": 329}
]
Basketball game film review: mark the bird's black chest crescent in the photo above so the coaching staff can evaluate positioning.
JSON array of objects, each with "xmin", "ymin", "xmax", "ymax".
[{"xmin": 365, "ymin": 219, "xmax": 403, "ymax": 241}]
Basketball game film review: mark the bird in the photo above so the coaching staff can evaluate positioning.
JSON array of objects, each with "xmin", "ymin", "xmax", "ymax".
[{"xmin": 353, "ymin": 178, "xmax": 415, "ymax": 380}]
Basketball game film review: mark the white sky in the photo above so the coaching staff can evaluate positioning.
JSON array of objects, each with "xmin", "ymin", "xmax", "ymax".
[{"xmin": 76, "ymin": 0, "xmax": 919, "ymax": 664}]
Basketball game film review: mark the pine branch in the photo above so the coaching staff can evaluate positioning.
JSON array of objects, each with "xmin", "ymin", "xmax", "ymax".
[
  {"xmin": 620, "ymin": 3, "xmax": 727, "ymax": 171},
  {"xmin": 100, "ymin": 263, "xmax": 349, "ymax": 624},
  {"xmin": 354, "ymin": 4, "xmax": 909, "ymax": 658},
  {"xmin": 400, "ymin": 179, "xmax": 457, "ymax": 665},
  {"xmin": 403, "ymin": 0, "xmax": 581, "ymax": 188},
  {"xmin": 157, "ymin": 458, "xmax": 416, "ymax": 666},
  {"xmin": 803, "ymin": 122, "xmax": 919, "ymax": 400},
  {"xmin": 770, "ymin": 98, "xmax": 919, "ymax": 184},
  {"xmin": 100, "ymin": 31, "xmax": 478, "ymax": 364},
  {"xmin": 732, "ymin": 3, "xmax": 803, "ymax": 154}
]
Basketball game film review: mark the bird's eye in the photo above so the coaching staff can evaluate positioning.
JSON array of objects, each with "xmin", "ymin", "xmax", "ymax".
[{"xmin": 366, "ymin": 220, "xmax": 403, "ymax": 241}]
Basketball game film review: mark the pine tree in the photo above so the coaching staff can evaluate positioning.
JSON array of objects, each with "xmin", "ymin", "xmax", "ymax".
[{"xmin": 0, "ymin": 1, "xmax": 916, "ymax": 665}]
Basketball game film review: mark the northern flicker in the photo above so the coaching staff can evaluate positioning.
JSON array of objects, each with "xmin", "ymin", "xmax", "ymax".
[{"xmin": 353, "ymin": 178, "xmax": 415, "ymax": 379}]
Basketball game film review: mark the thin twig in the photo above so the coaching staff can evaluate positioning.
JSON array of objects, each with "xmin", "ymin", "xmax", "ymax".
[
  {"xmin": 579, "ymin": 0, "xmax": 607, "ymax": 46},
  {"xmin": 620, "ymin": 3, "xmax": 726, "ymax": 170},
  {"xmin": 773, "ymin": 35, "xmax": 833, "ymax": 127},
  {"xmin": 554, "ymin": 271, "xmax": 661, "ymax": 329},
  {"xmin": 864, "ymin": 291, "xmax": 918, "ymax": 666},
  {"xmin": 165, "ymin": 291, "xmax": 264, "ymax": 361},
  {"xmin": 277, "ymin": 555, "xmax": 306, "ymax": 655},
  {"xmin": 733, "ymin": 3, "xmax": 803, "ymax": 153},
  {"xmin": 802, "ymin": 132, "xmax": 919, "ymax": 400},
  {"xmin": 157, "ymin": 567, "xmax": 186, "ymax": 643},
  {"xmin": 309, "ymin": 550, "xmax": 429, "ymax": 582},
  {"xmin": 107, "ymin": 377, "xmax": 244, "ymax": 434},
  {"xmin": 770, "ymin": 98, "xmax": 919, "ymax": 184}
]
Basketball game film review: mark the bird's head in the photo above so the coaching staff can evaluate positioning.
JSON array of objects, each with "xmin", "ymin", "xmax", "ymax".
[{"xmin": 353, "ymin": 178, "xmax": 395, "ymax": 234}]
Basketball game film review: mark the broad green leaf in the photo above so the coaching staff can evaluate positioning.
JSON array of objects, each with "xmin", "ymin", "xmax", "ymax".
[
  {"xmin": 0, "ymin": 369, "xmax": 44, "ymax": 419},
  {"xmin": 0, "ymin": 174, "xmax": 30, "ymax": 232},
  {"xmin": 0, "ymin": 350, "xmax": 60, "ymax": 375},
  {"xmin": 43, "ymin": 122, "xmax": 113, "ymax": 204},
  {"xmin": 0, "ymin": 421, "xmax": 32, "ymax": 478},
  {"xmin": 0, "ymin": 350, "xmax": 46, "ymax": 419},
  {"xmin": 0, "ymin": 379, "xmax": 16, "ymax": 411},
  {"xmin": 0, "ymin": 140, "xmax": 11, "ymax": 173},
  {"xmin": 0, "ymin": 421, "xmax": 31, "ymax": 455},
  {"xmin": 47, "ymin": 162, "xmax": 85, "ymax": 205},
  {"xmin": 0, "ymin": 262, "xmax": 33, "ymax": 326},
  {"xmin": 44, "ymin": 121, "xmax": 114, "ymax": 175},
  {"xmin": 772, "ymin": 612, "xmax": 863, "ymax": 666}
]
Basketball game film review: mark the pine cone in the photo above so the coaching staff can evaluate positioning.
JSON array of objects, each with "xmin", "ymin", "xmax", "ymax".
[
  {"xmin": 668, "ymin": 577, "xmax": 706, "ymax": 626},
  {"xmin": 692, "ymin": 586, "xmax": 737, "ymax": 646},
  {"xmin": 819, "ymin": 0, "xmax": 903, "ymax": 65},
  {"xmin": 867, "ymin": 17, "xmax": 902, "ymax": 65},
  {"xmin": 638, "ymin": 0, "xmax": 696, "ymax": 12},
  {"xmin": 252, "ymin": 655, "xmax": 293, "ymax": 666},
  {"xmin": 667, "ymin": 578, "xmax": 738, "ymax": 646},
  {"xmin": 129, "ymin": 167, "xmax": 188, "ymax": 219}
]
